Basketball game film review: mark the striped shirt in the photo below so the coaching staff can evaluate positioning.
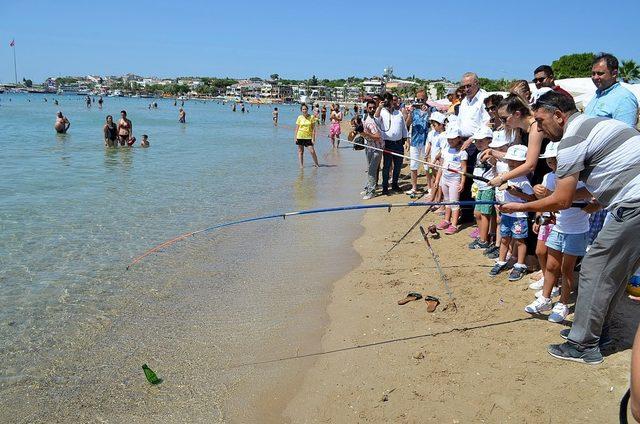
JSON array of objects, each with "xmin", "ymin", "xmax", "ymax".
[{"xmin": 556, "ymin": 113, "xmax": 640, "ymax": 209}]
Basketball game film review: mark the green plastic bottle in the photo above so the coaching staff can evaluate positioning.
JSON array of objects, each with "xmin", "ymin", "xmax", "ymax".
[{"xmin": 142, "ymin": 364, "xmax": 161, "ymax": 384}]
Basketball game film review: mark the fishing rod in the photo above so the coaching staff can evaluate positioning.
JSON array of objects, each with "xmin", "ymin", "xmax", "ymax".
[
  {"xmin": 127, "ymin": 200, "xmax": 497, "ymax": 270},
  {"xmin": 419, "ymin": 225, "xmax": 457, "ymax": 311},
  {"xmin": 386, "ymin": 207, "xmax": 432, "ymax": 254},
  {"xmin": 337, "ymin": 136, "xmax": 490, "ymax": 183}
]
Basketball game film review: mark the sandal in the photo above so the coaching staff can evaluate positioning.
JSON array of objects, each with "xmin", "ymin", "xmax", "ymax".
[
  {"xmin": 444, "ymin": 225, "xmax": 458, "ymax": 235},
  {"xmin": 398, "ymin": 292, "xmax": 423, "ymax": 305},
  {"xmin": 436, "ymin": 220, "xmax": 450, "ymax": 230},
  {"xmin": 425, "ymin": 296, "xmax": 440, "ymax": 313}
]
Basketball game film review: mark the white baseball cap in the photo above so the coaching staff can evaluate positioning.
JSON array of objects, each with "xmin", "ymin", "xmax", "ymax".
[
  {"xmin": 472, "ymin": 126, "xmax": 493, "ymax": 141},
  {"xmin": 488, "ymin": 131, "xmax": 509, "ymax": 148},
  {"xmin": 540, "ymin": 141, "xmax": 559, "ymax": 158},
  {"xmin": 445, "ymin": 124, "xmax": 462, "ymax": 139},
  {"xmin": 503, "ymin": 144, "xmax": 528, "ymax": 161},
  {"xmin": 429, "ymin": 111, "xmax": 446, "ymax": 124}
]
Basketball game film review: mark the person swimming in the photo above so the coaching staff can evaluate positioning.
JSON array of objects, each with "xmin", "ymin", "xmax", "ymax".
[
  {"xmin": 141, "ymin": 134, "xmax": 150, "ymax": 148},
  {"xmin": 54, "ymin": 111, "xmax": 70, "ymax": 134}
]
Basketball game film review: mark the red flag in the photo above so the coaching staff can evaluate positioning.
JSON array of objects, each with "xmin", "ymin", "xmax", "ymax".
[{"xmin": 9, "ymin": 39, "xmax": 15, "ymax": 47}]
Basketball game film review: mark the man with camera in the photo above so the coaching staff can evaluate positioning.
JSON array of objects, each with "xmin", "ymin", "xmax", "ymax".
[
  {"xmin": 404, "ymin": 90, "xmax": 431, "ymax": 196},
  {"xmin": 375, "ymin": 92, "xmax": 409, "ymax": 194}
]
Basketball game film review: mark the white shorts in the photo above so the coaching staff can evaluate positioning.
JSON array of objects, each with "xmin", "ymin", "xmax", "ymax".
[{"xmin": 409, "ymin": 145, "xmax": 426, "ymax": 171}]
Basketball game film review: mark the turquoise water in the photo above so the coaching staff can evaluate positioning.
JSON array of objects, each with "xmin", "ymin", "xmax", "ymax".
[{"xmin": 0, "ymin": 94, "xmax": 365, "ymax": 422}]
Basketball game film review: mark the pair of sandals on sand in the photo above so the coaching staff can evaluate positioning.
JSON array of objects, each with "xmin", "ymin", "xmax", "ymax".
[{"xmin": 397, "ymin": 292, "xmax": 439, "ymax": 312}]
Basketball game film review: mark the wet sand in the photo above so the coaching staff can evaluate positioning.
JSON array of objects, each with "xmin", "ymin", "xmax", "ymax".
[{"xmin": 285, "ymin": 175, "xmax": 640, "ymax": 423}]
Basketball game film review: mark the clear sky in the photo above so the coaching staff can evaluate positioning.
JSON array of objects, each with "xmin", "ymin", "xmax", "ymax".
[{"xmin": 2, "ymin": 0, "xmax": 640, "ymax": 84}]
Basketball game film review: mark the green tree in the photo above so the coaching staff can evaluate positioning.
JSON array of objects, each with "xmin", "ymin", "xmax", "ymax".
[
  {"xmin": 270, "ymin": 73, "xmax": 279, "ymax": 81},
  {"xmin": 477, "ymin": 77, "xmax": 512, "ymax": 92},
  {"xmin": 309, "ymin": 75, "xmax": 318, "ymax": 86},
  {"xmin": 434, "ymin": 83, "xmax": 445, "ymax": 99},
  {"xmin": 619, "ymin": 60, "xmax": 640, "ymax": 83},
  {"xmin": 55, "ymin": 76, "xmax": 78, "ymax": 85},
  {"xmin": 22, "ymin": 78, "xmax": 33, "ymax": 88},
  {"xmin": 551, "ymin": 53, "xmax": 596, "ymax": 79}
]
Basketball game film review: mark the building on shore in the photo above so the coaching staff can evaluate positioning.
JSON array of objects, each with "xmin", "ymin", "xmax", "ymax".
[
  {"xmin": 362, "ymin": 78, "xmax": 385, "ymax": 97},
  {"xmin": 225, "ymin": 80, "xmax": 262, "ymax": 99},
  {"xmin": 334, "ymin": 85, "xmax": 362, "ymax": 102}
]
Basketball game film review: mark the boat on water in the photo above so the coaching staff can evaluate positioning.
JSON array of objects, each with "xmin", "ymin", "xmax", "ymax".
[{"xmin": 108, "ymin": 90, "xmax": 123, "ymax": 97}]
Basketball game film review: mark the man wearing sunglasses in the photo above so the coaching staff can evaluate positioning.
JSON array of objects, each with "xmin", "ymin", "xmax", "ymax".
[
  {"xmin": 458, "ymin": 72, "xmax": 490, "ymax": 140},
  {"xmin": 532, "ymin": 65, "xmax": 571, "ymax": 99}
]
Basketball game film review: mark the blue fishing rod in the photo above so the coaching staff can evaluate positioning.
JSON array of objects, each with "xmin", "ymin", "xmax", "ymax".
[{"xmin": 126, "ymin": 200, "xmax": 497, "ymax": 269}]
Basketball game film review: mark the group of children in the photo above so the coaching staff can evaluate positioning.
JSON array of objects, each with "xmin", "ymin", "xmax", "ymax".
[{"xmin": 412, "ymin": 105, "xmax": 590, "ymax": 324}]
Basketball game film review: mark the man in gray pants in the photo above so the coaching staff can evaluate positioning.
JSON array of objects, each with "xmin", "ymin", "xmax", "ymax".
[
  {"xmin": 362, "ymin": 100, "xmax": 383, "ymax": 200},
  {"xmin": 500, "ymin": 91, "xmax": 640, "ymax": 364}
]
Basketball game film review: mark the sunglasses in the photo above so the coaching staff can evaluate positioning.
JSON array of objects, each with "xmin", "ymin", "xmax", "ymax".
[
  {"xmin": 499, "ymin": 114, "xmax": 512, "ymax": 123},
  {"xmin": 532, "ymin": 77, "xmax": 546, "ymax": 83},
  {"xmin": 462, "ymin": 84, "xmax": 475, "ymax": 89},
  {"xmin": 485, "ymin": 105, "xmax": 497, "ymax": 112}
]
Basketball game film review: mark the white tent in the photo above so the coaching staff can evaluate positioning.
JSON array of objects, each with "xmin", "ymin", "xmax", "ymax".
[{"xmin": 556, "ymin": 78, "xmax": 640, "ymax": 108}]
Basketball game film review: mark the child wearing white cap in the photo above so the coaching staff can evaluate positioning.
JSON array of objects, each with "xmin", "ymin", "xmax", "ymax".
[
  {"xmin": 478, "ymin": 131, "xmax": 511, "ymax": 259},
  {"xmin": 468, "ymin": 126, "xmax": 496, "ymax": 250},
  {"xmin": 489, "ymin": 144, "xmax": 536, "ymax": 281},
  {"xmin": 525, "ymin": 141, "xmax": 592, "ymax": 323},
  {"xmin": 435, "ymin": 123, "xmax": 468, "ymax": 235},
  {"xmin": 424, "ymin": 112, "xmax": 447, "ymax": 201}
]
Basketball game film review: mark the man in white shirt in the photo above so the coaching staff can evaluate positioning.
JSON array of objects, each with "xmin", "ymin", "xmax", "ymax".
[
  {"xmin": 458, "ymin": 72, "xmax": 491, "ymax": 220},
  {"xmin": 375, "ymin": 92, "xmax": 409, "ymax": 194},
  {"xmin": 458, "ymin": 72, "xmax": 491, "ymax": 139}
]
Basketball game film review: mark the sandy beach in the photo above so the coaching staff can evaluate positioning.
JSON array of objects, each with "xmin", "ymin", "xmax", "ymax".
[{"xmin": 282, "ymin": 174, "xmax": 640, "ymax": 423}]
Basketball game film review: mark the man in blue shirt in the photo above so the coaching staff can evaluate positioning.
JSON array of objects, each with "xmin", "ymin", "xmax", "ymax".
[
  {"xmin": 584, "ymin": 52, "xmax": 638, "ymax": 127},
  {"xmin": 404, "ymin": 90, "xmax": 430, "ymax": 196},
  {"xmin": 584, "ymin": 53, "xmax": 640, "ymax": 245}
]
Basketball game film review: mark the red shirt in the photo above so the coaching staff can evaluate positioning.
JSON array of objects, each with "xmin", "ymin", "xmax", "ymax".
[{"xmin": 553, "ymin": 85, "xmax": 572, "ymax": 98}]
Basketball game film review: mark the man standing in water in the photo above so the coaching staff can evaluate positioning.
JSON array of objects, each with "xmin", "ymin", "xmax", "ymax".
[
  {"xmin": 179, "ymin": 108, "xmax": 186, "ymax": 123},
  {"xmin": 273, "ymin": 107, "xmax": 279, "ymax": 126},
  {"xmin": 98, "ymin": 96, "xmax": 103, "ymax": 109},
  {"xmin": 54, "ymin": 111, "xmax": 70, "ymax": 133}
]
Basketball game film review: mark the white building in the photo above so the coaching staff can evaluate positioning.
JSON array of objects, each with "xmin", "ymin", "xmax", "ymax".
[{"xmin": 363, "ymin": 79, "xmax": 385, "ymax": 96}]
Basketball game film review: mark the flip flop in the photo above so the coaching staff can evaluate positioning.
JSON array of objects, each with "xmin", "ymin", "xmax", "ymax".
[
  {"xmin": 398, "ymin": 292, "xmax": 423, "ymax": 305},
  {"xmin": 425, "ymin": 295, "xmax": 440, "ymax": 313}
]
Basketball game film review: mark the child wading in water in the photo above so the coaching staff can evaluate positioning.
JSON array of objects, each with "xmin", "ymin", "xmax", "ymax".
[
  {"xmin": 525, "ymin": 142, "xmax": 593, "ymax": 322},
  {"xmin": 490, "ymin": 145, "xmax": 535, "ymax": 281},
  {"xmin": 435, "ymin": 123, "xmax": 468, "ymax": 235}
]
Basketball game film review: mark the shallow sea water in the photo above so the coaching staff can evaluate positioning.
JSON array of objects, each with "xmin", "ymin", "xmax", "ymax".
[{"xmin": 0, "ymin": 94, "xmax": 366, "ymax": 422}]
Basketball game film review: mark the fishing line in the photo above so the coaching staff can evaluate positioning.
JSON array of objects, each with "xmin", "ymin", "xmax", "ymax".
[
  {"xmin": 336, "ymin": 136, "xmax": 489, "ymax": 183},
  {"xmin": 126, "ymin": 200, "xmax": 497, "ymax": 270}
]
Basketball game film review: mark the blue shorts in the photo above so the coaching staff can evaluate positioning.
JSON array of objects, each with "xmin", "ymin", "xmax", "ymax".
[
  {"xmin": 500, "ymin": 215, "xmax": 528, "ymax": 239},
  {"xmin": 545, "ymin": 229, "xmax": 588, "ymax": 256}
]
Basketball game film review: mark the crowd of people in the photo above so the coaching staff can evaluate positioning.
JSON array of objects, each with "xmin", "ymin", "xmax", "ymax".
[{"xmin": 349, "ymin": 52, "xmax": 640, "ymax": 366}]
